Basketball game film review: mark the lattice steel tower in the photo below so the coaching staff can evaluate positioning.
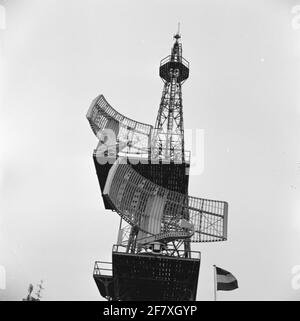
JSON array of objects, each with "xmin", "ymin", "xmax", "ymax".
[
  {"xmin": 152, "ymin": 32, "xmax": 189, "ymax": 162},
  {"xmin": 87, "ymin": 31, "xmax": 228, "ymax": 301}
]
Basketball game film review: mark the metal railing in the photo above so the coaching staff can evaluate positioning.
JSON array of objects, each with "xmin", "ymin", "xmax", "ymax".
[
  {"xmin": 112, "ymin": 244, "xmax": 201, "ymax": 260},
  {"xmin": 93, "ymin": 261, "xmax": 112, "ymax": 277},
  {"xmin": 160, "ymin": 55, "xmax": 189, "ymax": 69},
  {"xmin": 94, "ymin": 147, "xmax": 191, "ymax": 165}
]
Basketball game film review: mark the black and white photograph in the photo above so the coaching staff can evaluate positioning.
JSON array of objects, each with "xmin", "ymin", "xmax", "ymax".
[{"xmin": 0, "ymin": 0, "xmax": 299, "ymax": 308}]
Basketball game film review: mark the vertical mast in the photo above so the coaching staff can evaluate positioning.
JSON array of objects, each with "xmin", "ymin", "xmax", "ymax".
[
  {"xmin": 153, "ymin": 30, "xmax": 189, "ymax": 163},
  {"xmin": 152, "ymin": 29, "xmax": 191, "ymax": 256}
]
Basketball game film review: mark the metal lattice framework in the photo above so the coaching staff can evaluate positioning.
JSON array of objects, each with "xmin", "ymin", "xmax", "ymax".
[
  {"xmin": 152, "ymin": 34, "xmax": 189, "ymax": 162},
  {"xmin": 87, "ymin": 94, "xmax": 191, "ymax": 163},
  {"xmin": 87, "ymin": 94, "xmax": 152, "ymax": 158},
  {"xmin": 88, "ymin": 32, "xmax": 229, "ymax": 302},
  {"xmin": 103, "ymin": 158, "xmax": 228, "ymax": 244}
]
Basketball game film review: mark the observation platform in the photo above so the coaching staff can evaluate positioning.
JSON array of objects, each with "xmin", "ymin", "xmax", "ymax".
[
  {"xmin": 159, "ymin": 55, "xmax": 189, "ymax": 83},
  {"xmin": 93, "ymin": 245, "xmax": 201, "ymax": 301},
  {"xmin": 93, "ymin": 261, "xmax": 114, "ymax": 301}
]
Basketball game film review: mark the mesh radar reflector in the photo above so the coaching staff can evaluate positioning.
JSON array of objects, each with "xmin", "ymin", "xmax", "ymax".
[{"xmin": 103, "ymin": 157, "xmax": 227, "ymax": 244}]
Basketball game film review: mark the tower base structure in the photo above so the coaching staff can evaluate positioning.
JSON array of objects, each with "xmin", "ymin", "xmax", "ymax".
[{"xmin": 93, "ymin": 245, "xmax": 201, "ymax": 301}]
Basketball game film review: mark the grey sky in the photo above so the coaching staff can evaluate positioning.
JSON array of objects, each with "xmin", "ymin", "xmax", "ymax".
[{"xmin": 0, "ymin": 0, "xmax": 300, "ymax": 300}]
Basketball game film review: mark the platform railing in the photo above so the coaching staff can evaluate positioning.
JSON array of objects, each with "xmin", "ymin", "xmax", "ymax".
[
  {"xmin": 112, "ymin": 244, "xmax": 201, "ymax": 260},
  {"xmin": 93, "ymin": 261, "xmax": 112, "ymax": 276},
  {"xmin": 160, "ymin": 55, "xmax": 189, "ymax": 69},
  {"xmin": 94, "ymin": 146, "xmax": 191, "ymax": 164}
]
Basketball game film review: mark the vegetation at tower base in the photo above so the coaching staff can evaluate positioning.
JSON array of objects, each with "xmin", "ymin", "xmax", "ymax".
[
  {"xmin": 22, "ymin": 281, "xmax": 44, "ymax": 301},
  {"xmin": 87, "ymin": 33, "xmax": 228, "ymax": 301}
]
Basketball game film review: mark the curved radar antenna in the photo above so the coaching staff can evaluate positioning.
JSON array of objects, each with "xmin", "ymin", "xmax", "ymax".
[
  {"xmin": 103, "ymin": 158, "xmax": 228, "ymax": 244},
  {"xmin": 86, "ymin": 95, "xmax": 153, "ymax": 158}
]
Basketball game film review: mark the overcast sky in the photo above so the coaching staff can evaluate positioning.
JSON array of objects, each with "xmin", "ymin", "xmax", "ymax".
[{"xmin": 1, "ymin": 0, "xmax": 300, "ymax": 301}]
